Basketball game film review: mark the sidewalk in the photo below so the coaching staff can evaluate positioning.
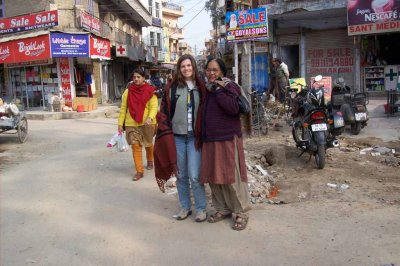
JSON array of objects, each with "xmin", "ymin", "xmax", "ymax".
[{"xmin": 25, "ymin": 103, "xmax": 120, "ymax": 120}]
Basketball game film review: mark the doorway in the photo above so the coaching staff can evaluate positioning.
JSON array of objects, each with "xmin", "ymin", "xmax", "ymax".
[{"xmin": 280, "ymin": 45, "xmax": 300, "ymax": 78}]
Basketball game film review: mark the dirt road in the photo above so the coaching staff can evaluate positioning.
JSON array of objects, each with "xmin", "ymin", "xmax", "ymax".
[{"xmin": 1, "ymin": 116, "xmax": 399, "ymax": 265}]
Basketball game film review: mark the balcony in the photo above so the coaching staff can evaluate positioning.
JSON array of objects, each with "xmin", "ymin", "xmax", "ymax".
[
  {"xmin": 168, "ymin": 27, "xmax": 184, "ymax": 40},
  {"xmin": 178, "ymin": 42, "xmax": 188, "ymax": 49},
  {"xmin": 162, "ymin": 2, "xmax": 183, "ymax": 17}
]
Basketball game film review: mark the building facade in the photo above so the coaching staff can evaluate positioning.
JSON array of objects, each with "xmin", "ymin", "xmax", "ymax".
[{"xmin": 0, "ymin": 0, "xmax": 152, "ymax": 109}]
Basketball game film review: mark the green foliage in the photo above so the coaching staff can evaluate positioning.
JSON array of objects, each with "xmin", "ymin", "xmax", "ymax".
[{"xmin": 205, "ymin": 0, "xmax": 224, "ymax": 29}]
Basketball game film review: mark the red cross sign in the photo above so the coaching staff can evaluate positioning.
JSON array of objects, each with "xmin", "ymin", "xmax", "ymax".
[{"xmin": 116, "ymin": 44, "xmax": 127, "ymax": 57}]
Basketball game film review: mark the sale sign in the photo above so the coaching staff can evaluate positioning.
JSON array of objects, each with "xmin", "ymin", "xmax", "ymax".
[
  {"xmin": 59, "ymin": 58, "xmax": 72, "ymax": 106},
  {"xmin": 89, "ymin": 35, "xmax": 110, "ymax": 59},
  {"xmin": 226, "ymin": 8, "xmax": 268, "ymax": 42},
  {"xmin": 0, "ymin": 10, "xmax": 58, "ymax": 35},
  {"xmin": 80, "ymin": 10, "xmax": 101, "ymax": 35}
]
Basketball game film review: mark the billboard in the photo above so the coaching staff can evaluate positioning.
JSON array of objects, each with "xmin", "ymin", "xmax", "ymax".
[
  {"xmin": 226, "ymin": 8, "xmax": 268, "ymax": 42},
  {"xmin": 347, "ymin": 0, "xmax": 400, "ymax": 35}
]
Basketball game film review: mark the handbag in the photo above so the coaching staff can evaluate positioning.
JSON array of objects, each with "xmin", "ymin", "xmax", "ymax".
[
  {"xmin": 238, "ymin": 94, "xmax": 251, "ymax": 114},
  {"xmin": 237, "ymin": 85, "xmax": 251, "ymax": 114}
]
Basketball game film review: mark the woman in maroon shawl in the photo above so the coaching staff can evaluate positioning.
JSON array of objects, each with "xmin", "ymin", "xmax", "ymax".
[{"xmin": 118, "ymin": 69, "xmax": 158, "ymax": 181}]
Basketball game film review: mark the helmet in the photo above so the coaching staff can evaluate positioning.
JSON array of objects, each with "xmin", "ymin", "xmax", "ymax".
[
  {"xmin": 333, "ymin": 77, "xmax": 345, "ymax": 87},
  {"xmin": 307, "ymin": 88, "xmax": 324, "ymax": 107}
]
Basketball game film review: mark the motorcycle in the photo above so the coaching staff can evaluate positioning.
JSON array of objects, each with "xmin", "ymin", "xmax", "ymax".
[
  {"xmin": 332, "ymin": 77, "xmax": 369, "ymax": 135},
  {"xmin": 291, "ymin": 75, "xmax": 342, "ymax": 169}
]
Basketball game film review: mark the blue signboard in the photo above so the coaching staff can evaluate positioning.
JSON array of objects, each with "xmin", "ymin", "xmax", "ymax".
[
  {"xmin": 226, "ymin": 8, "xmax": 268, "ymax": 42},
  {"xmin": 50, "ymin": 33, "xmax": 89, "ymax": 57}
]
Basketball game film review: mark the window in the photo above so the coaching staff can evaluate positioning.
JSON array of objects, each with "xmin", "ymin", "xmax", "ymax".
[
  {"xmin": 157, "ymin": 33, "xmax": 161, "ymax": 48},
  {"xmin": 88, "ymin": 0, "xmax": 94, "ymax": 15},
  {"xmin": 150, "ymin": 32, "xmax": 155, "ymax": 46},
  {"xmin": 148, "ymin": 0, "xmax": 153, "ymax": 15},
  {"xmin": 155, "ymin": 2, "xmax": 160, "ymax": 18},
  {"xmin": 0, "ymin": 0, "xmax": 4, "ymax": 18},
  {"xmin": 74, "ymin": 0, "xmax": 82, "ymax": 4}
]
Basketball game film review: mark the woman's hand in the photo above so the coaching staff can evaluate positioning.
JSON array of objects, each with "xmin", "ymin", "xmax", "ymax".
[
  {"xmin": 144, "ymin": 117, "xmax": 152, "ymax": 126},
  {"xmin": 118, "ymin": 125, "xmax": 123, "ymax": 133},
  {"xmin": 213, "ymin": 79, "xmax": 225, "ymax": 88}
]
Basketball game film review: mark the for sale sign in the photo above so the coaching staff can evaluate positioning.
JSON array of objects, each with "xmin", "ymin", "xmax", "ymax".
[{"xmin": 0, "ymin": 10, "xmax": 58, "ymax": 35}]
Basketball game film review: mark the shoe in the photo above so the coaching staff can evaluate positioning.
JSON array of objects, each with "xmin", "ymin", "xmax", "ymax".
[
  {"xmin": 132, "ymin": 172, "xmax": 144, "ymax": 181},
  {"xmin": 173, "ymin": 209, "xmax": 192, "ymax": 220},
  {"xmin": 146, "ymin": 161, "xmax": 153, "ymax": 170},
  {"xmin": 195, "ymin": 210, "xmax": 207, "ymax": 222}
]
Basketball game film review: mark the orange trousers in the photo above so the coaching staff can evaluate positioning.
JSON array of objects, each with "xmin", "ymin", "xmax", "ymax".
[{"xmin": 132, "ymin": 144, "xmax": 154, "ymax": 173}]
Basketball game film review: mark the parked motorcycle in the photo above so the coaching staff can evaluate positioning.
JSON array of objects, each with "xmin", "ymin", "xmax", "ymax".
[
  {"xmin": 331, "ymin": 77, "xmax": 369, "ymax": 135},
  {"xmin": 291, "ymin": 75, "xmax": 342, "ymax": 169}
]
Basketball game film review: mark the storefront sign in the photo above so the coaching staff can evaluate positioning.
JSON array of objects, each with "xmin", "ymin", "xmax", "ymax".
[
  {"xmin": 226, "ymin": 8, "xmax": 268, "ymax": 42},
  {"xmin": 347, "ymin": 0, "xmax": 400, "ymax": 35},
  {"xmin": 116, "ymin": 43, "xmax": 127, "ymax": 57},
  {"xmin": 59, "ymin": 58, "xmax": 72, "ymax": 106},
  {"xmin": 0, "ymin": 42, "xmax": 12, "ymax": 63},
  {"xmin": 80, "ymin": 10, "xmax": 101, "ymax": 35},
  {"xmin": 0, "ymin": 10, "xmax": 58, "ymax": 35},
  {"xmin": 152, "ymin": 17, "xmax": 162, "ymax": 27},
  {"xmin": 89, "ymin": 35, "xmax": 110, "ymax": 59},
  {"xmin": 0, "ymin": 34, "xmax": 51, "ymax": 65},
  {"xmin": 306, "ymin": 47, "xmax": 354, "ymax": 75},
  {"xmin": 50, "ymin": 33, "xmax": 89, "ymax": 57}
]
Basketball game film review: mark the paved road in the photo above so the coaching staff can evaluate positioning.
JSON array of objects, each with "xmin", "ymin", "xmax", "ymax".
[{"xmin": 1, "ymin": 118, "xmax": 399, "ymax": 265}]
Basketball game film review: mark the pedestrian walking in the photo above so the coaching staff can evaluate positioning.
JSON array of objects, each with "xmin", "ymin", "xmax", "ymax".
[
  {"xmin": 272, "ymin": 58, "xmax": 290, "ymax": 103},
  {"xmin": 118, "ymin": 69, "xmax": 158, "ymax": 181},
  {"xmin": 153, "ymin": 54, "xmax": 207, "ymax": 222},
  {"xmin": 201, "ymin": 58, "xmax": 251, "ymax": 231}
]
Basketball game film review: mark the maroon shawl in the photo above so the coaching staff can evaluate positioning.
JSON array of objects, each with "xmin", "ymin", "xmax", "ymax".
[
  {"xmin": 154, "ymin": 77, "xmax": 206, "ymax": 192},
  {"xmin": 127, "ymin": 82, "xmax": 155, "ymax": 123}
]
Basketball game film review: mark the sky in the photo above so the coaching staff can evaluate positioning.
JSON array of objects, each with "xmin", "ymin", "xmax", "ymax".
[{"xmin": 175, "ymin": 0, "xmax": 213, "ymax": 55}]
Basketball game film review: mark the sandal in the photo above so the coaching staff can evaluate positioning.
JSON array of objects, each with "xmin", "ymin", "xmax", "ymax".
[
  {"xmin": 207, "ymin": 212, "xmax": 232, "ymax": 223},
  {"xmin": 232, "ymin": 215, "xmax": 249, "ymax": 231},
  {"xmin": 132, "ymin": 172, "xmax": 144, "ymax": 181}
]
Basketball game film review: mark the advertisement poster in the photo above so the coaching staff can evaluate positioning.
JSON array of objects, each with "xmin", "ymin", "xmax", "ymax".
[
  {"xmin": 89, "ymin": 35, "xmax": 111, "ymax": 59},
  {"xmin": 347, "ymin": 0, "xmax": 400, "ymax": 35},
  {"xmin": 59, "ymin": 58, "xmax": 72, "ymax": 106},
  {"xmin": 0, "ymin": 10, "xmax": 58, "ymax": 35},
  {"xmin": 50, "ymin": 33, "xmax": 89, "ymax": 57},
  {"xmin": 311, "ymin": 76, "xmax": 332, "ymax": 103},
  {"xmin": 226, "ymin": 8, "xmax": 268, "ymax": 42}
]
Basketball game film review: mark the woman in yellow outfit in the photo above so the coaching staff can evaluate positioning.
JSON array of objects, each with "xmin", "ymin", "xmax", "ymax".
[{"xmin": 118, "ymin": 69, "xmax": 158, "ymax": 181}]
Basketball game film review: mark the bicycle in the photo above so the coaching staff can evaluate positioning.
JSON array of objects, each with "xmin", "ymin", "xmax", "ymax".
[{"xmin": 248, "ymin": 90, "xmax": 268, "ymax": 136}]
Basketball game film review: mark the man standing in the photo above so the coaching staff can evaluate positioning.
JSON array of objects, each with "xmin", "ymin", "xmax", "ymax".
[{"xmin": 272, "ymin": 58, "xmax": 289, "ymax": 102}]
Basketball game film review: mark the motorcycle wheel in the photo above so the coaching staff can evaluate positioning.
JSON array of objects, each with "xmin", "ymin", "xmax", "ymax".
[
  {"xmin": 350, "ymin": 122, "xmax": 361, "ymax": 135},
  {"xmin": 315, "ymin": 144, "xmax": 326, "ymax": 169}
]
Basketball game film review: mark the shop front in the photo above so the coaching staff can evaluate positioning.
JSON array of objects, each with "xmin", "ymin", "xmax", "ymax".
[
  {"xmin": 347, "ymin": 0, "xmax": 400, "ymax": 95},
  {"xmin": 0, "ymin": 32, "xmax": 111, "ymax": 110}
]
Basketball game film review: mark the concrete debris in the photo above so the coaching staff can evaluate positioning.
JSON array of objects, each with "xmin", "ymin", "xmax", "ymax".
[
  {"xmin": 360, "ymin": 146, "xmax": 396, "ymax": 156},
  {"xmin": 255, "ymin": 164, "xmax": 268, "ymax": 176}
]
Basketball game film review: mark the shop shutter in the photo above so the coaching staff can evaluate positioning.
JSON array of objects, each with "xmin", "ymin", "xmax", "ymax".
[
  {"xmin": 305, "ymin": 29, "xmax": 355, "ymax": 90},
  {"xmin": 278, "ymin": 34, "xmax": 300, "ymax": 46}
]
